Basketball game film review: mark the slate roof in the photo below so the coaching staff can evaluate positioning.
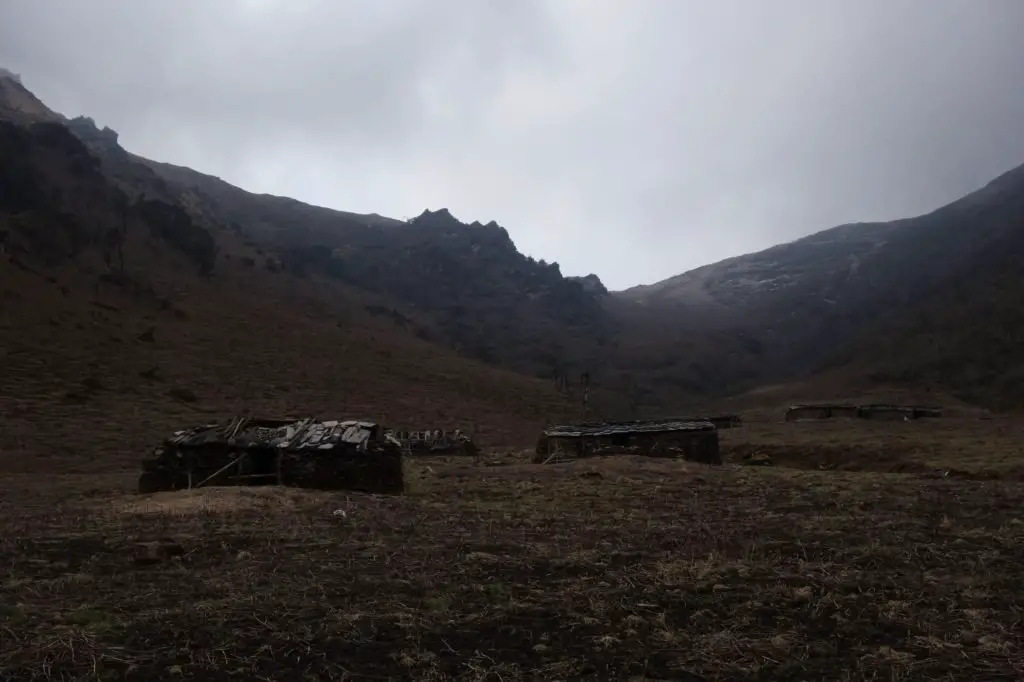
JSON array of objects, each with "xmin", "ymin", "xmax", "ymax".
[
  {"xmin": 543, "ymin": 418, "xmax": 715, "ymax": 439},
  {"xmin": 786, "ymin": 403, "xmax": 858, "ymax": 411},
  {"xmin": 164, "ymin": 416, "xmax": 383, "ymax": 452}
]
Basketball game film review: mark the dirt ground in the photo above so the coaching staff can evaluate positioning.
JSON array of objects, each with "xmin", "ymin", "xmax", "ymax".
[{"xmin": 2, "ymin": 420, "xmax": 1024, "ymax": 681}]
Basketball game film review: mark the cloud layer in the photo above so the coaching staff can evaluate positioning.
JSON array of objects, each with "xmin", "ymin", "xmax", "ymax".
[{"xmin": 3, "ymin": 0, "xmax": 1024, "ymax": 289}]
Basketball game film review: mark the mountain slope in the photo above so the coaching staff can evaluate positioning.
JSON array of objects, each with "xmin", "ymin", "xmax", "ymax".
[
  {"xmin": 0, "ymin": 79, "xmax": 582, "ymax": 475},
  {"xmin": 619, "ymin": 160, "xmax": 1024, "ymax": 404},
  {"xmin": 838, "ymin": 205, "xmax": 1024, "ymax": 406},
  {"xmin": 62, "ymin": 115, "xmax": 614, "ymax": 381},
  {"xmin": 8, "ymin": 69, "xmax": 1024, "ymax": 416}
]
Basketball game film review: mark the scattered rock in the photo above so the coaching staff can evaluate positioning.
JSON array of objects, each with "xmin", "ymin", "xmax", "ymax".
[
  {"xmin": 465, "ymin": 551, "xmax": 501, "ymax": 564},
  {"xmin": 137, "ymin": 326, "xmax": 155, "ymax": 343},
  {"xmin": 133, "ymin": 540, "xmax": 185, "ymax": 566}
]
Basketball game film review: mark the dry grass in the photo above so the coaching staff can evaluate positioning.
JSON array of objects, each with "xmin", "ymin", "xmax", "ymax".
[
  {"xmin": 722, "ymin": 415, "xmax": 1024, "ymax": 477},
  {"xmin": 4, "ymin": 186, "xmax": 1024, "ymax": 677},
  {"xmin": 2, "ymin": 428, "xmax": 1024, "ymax": 680},
  {"xmin": 112, "ymin": 487, "xmax": 332, "ymax": 517}
]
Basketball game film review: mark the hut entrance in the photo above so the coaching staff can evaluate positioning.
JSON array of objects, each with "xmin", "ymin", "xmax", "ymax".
[
  {"xmin": 610, "ymin": 433, "xmax": 631, "ymax": 447},
  {"xmin": 239, "ymin": 447, "xmax": 279, "ymax": 485}
]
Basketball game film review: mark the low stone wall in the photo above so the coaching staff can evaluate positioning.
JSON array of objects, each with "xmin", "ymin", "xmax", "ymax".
[
  {"xmin": 538, "ymin": 429, "xmax": 721, "ymax": 465},
  {"xmin": 386, "ymin": 429, "xmax": 478, "ymax": 456}
]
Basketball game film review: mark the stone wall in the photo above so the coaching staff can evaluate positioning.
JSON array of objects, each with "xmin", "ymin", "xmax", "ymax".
[
  {"xmin": 138, "ymin": 443, "xmax": 404, "ymax": 495},
  {"xmin": 279, "ymin": 447, "xmax": 403, "ymax": 494}
]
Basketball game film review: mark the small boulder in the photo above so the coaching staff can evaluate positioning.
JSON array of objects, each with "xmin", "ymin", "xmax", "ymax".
[
  {"xmin": 743, "ymin": 452, "xmax": 773, "ymax": 466},
  {"xmin": 133, "ymin": 540, "xmax": 185, "ymax": 566}
]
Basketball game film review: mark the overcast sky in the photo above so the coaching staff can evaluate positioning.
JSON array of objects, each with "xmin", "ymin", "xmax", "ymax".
[{"xmin": 2, "ymin": 0, "xmax": 1024, "ymax": 290}]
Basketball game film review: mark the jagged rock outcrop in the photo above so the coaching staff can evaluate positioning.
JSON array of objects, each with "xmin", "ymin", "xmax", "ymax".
[
  {"xmin": 570, "ymin": 273, "xmax": 608, "ymax": 296},
  {"xmin": 66, "ymin": 116, "xmax": 121, "ymax": 153}
]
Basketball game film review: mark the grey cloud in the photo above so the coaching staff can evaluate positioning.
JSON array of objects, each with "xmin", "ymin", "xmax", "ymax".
[{"xmin": 2, "ymin": 0, "xmax": 1023, "ymax": 289}]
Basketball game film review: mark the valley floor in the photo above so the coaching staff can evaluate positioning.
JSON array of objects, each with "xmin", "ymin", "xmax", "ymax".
[{"xmin": 2, "ymin": 419, "xmax": 1023, "ymax": 680}]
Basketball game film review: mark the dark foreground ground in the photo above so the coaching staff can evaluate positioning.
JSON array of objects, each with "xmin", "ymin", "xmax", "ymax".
[{"xmin": 2, "ymin": 427, "xmax": 1024, "ymax": 681}]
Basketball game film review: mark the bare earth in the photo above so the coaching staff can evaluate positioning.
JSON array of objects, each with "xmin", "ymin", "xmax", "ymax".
[{"xmin": 2, "ymin": 419, "xmax": 1023, "ymax": 680}]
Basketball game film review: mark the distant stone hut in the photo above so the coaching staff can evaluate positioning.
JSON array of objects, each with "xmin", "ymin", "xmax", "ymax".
[
  {"xmin": 785, "ymin": 404, "xmax": 859, "ymax": 421},
  {"xmin": 910, "ymin": 406, "xmax": 943, "ymax": 419},
  {"xmin": 535, "ymin": 418, "xmax": 721, "ymax": 465},
  {"xmin": 385, "ymin": 428, "xmax": 479, "ymax": 456},
  {"xmin": 786, "ymin": 403, "xmax": 944, "ymax": 422},
  {"xmin": 139, "ymin": 416, "xmax": 404, "ymax": 495}
]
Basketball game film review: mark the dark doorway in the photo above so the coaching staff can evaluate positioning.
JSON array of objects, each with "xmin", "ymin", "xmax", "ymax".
[{"xmin": 241, "ymin": 447, "xmax": 278, "ymax": 485}]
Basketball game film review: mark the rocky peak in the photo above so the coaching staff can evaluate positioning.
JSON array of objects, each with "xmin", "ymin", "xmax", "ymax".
[
  {"xmin": 410, "ymin": 208, "xmax": 460, "ymax": 230},
  {"xmin": 0, "ymin": 70, "xmax": 60, "ymax": 123},
  {"xmin": 570, "ymin": 273, "xmax": 608, "ymax": 295},
  {"xmin": 409, "ymin": 208, "xmax": 515, "ymax": 246},
  {"xmin": 66, "ymin": 116, "xmax": 122, "ymax": 153}
]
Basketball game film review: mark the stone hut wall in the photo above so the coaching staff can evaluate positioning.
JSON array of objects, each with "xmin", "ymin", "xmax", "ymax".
[
  {"xmin": 829, "ymin": 406, "xmax": 860, "ymax": 419},
  {"xmin": 139, "ymin": 443, "xmax": 404, "ymax": 495},
  {"xmin": 681, "ymin": 430, "xmax": 721, "ymax": 464},
  {"xmin": 633, "ymin": 430, "xmax": 720, "ymax": 464},
  {"xmin": 911, "ymin": 407, "xmax": 943, "ymax": 419},
  {"xmin": 138, "ymin": 445, "xmax": 239, "ymax": 493},
  {"xmin": 279, "ymin": 446, "xmax": 403, "ymax": 494},
  {"xmin": 785, "ymin": 406, "xmax": 830, "ymax": 421},
  {"xmin": 858, "ymin": 406, "xmax": 913, "ymax": 421}
]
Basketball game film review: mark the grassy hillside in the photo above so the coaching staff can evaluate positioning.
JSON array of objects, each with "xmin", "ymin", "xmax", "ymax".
[{"xmin": 0, "ymin": 114, "xmax": 579, "ymax": 476}]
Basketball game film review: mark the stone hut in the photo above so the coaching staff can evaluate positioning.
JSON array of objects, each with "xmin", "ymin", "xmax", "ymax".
[
  {"xmin": 535, "ymin": 418, "xmax": 721, "ymax": 465},
  {"xmin": 784, "ymin": 404, "xmax": 858, "ymax": 421},
  {"xmin": 139, "ymin": 416, "xmax": 404, "ymax": 495}
]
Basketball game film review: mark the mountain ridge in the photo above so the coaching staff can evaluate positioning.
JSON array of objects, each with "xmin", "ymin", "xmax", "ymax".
[
  {"xmin": 5, "ymin": 69, "xmax": 1024, "ymax": 414},
  {"xmin": 0, "ymin": 73, "xmax": 587, "ymax": 470}
]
